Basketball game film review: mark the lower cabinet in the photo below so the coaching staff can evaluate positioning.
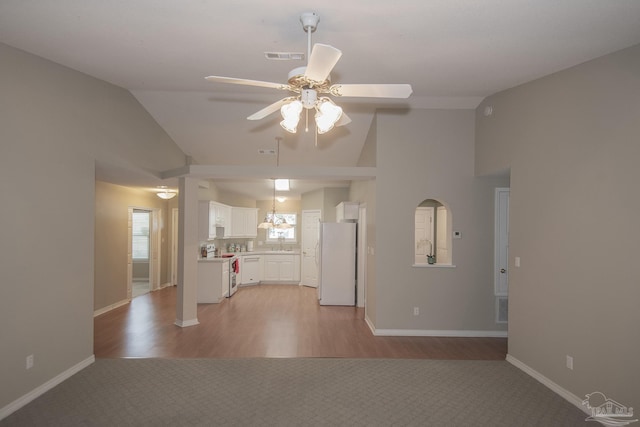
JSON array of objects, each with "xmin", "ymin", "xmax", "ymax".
[
  {"xmin": 263, "ymin": 254, "xmax": 300, "ymax": 283},
  {"xmin": 197, "ymin": 260, "xmax": 229, "ymax": 303}
]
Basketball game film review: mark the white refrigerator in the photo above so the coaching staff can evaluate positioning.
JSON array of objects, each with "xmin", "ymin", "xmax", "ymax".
[{"xmin": 318, "ymin": 222, "xmax": 356, "ymax": 306}]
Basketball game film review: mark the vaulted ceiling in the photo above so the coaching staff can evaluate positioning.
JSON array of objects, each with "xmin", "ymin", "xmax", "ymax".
[{"xmin": 2, "ymin": 1, "xmax": 640, "ymax": 199}]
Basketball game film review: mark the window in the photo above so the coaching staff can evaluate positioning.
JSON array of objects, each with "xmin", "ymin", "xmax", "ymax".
[
  {"xmin": 132, "ymin": 210, "xmax": 150, "ymax": 260},
  {"xmin": 266, "ymin": 212, "xmax": 297, "ymax": 242}
]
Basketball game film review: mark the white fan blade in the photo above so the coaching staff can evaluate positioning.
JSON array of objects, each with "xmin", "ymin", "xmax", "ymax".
[
  {"xmin": 336, "ymin": 111, "xmax": 352, "ymax": 127},
  {"xmin": 304, "ymin": 44, "xmax": 342, "ymax": 83},
  {"xmin": 330, "ymin": 84, "xmax": 413, "ymax": 98},
  {"xmin": 205, "ymin": 76, "xmax": 290, "ymax": 91},
  {"xmin": 247, "ymin": 98, "xmax": 293, "ymax": 120}
]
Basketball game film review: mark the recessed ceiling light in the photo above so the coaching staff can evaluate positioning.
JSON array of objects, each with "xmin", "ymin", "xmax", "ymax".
[
  {"xmin": 276, "ymin": 196, "xmax": 286, "ymax": 203},
  {"xmin": 274, "ymin": 179, "xmax": 290, "ymax": 191}
]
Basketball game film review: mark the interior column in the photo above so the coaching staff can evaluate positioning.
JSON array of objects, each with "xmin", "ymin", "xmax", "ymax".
[{"xmin": 175, "ymin": 176, "xmax": 199, "ymax": 327}]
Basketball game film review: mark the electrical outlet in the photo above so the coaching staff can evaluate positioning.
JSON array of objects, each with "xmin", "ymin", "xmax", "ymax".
[
  {"xmin": 26, "ymin": 354, "xmax": 34, "ymax": 370},
  {"xmin": 413, "ymin": 307, "xmax": 419, "ymax": 316},
  {"xmin": 566, "ymin": 355, "xmax": 573, "ymax": 370}
]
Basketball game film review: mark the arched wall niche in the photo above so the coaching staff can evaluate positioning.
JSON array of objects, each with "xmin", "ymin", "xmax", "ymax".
[{"xmin": 414, "ymin": 198, "xmax": 453, "ymax": 266}]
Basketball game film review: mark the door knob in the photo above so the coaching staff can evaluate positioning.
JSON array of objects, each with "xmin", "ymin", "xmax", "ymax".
[{"xmin": 500, "ymin": 268, "xmax": 506, "ymax": 273}]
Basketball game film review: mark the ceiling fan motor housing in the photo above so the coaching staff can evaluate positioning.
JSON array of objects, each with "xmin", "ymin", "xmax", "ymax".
[
  {"xmin": 301, "ymin": 89, "xmax": 317, "ymax": 109},
  {"xmin": 300, "ymin": 12, "xmax": 319, "ymax": 32}
]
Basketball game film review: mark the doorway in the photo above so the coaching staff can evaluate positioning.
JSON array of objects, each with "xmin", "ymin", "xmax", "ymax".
[
  {"xmin": 494, "ymin": 188, "xmax": 510, "ymax": 324},
  {"xmin": 128, "ymin": 207, "xmax": 161, "ymax": 300},
  {"xmin": 300, "ymin": 210, "xmax": 321, "ymax": 287}
]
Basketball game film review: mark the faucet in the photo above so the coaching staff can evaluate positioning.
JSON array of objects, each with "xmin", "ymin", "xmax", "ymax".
[{"xmin": 278, "ymin": 235, "xmax": 285, "ymax": 251}]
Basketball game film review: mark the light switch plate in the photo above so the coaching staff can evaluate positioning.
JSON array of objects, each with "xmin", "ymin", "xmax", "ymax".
[{"xmin": 515, "ymin": 257, "xmax": 521, "ymax": 267}]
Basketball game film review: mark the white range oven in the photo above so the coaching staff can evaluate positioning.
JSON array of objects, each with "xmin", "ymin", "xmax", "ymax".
[{"xmin": 228, "ymin": 256, "xmax": 238, "ymax": 297}]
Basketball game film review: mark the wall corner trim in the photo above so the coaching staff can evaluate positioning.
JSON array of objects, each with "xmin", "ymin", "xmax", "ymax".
[
  {"xmin": 0, "ymin": 355, "xmax": 95, "ymax": 421},
  {"xmin": 506, "ymin": 354, "xmax": 589, "ymax": 416}
]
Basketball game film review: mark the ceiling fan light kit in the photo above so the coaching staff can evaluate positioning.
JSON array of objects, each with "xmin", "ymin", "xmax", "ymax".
[{"xmin": 205, "ymin": 12, "xmax": 412, "ymax": 138}]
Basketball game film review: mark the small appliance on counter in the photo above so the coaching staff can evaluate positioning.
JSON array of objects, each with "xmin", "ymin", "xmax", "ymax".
[
  {"xmin": 247, "ymin": 241, "xmax": 254, "ymax": 252},
  {"xmin": 205, "ymin": 243, "xmax": 216, "ymax": 259}
]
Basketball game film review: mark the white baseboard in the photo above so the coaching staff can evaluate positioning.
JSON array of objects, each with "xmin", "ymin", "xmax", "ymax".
[
  {"xmin": 93, "ymin": 299, "xmax": 129, "ymax": 317},
  {"xmin": 363, "ymin": 315, "xmax": 507, "ymax": 337},
  {"xmin": 372, "ymin": 328, "xmax": 508, "ymax": 338},
  {"xmin": 506, "ymin": 354, "xmax": 589, "ymax": 416},
  {"xmin": 0, "ymin": 355, "xmax": 95, "ymax": 421},
  {"xmin": 364, "ymin": 315, "xmax": 376, "ymax": 335}
]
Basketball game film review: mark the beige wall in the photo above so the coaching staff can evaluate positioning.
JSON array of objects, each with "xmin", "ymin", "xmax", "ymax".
[
  {"xmin": 94, "ymin": 181, "xmax": 173, "ymax": 310},
  {"xmin": 0, "ymin": 43, "xmax": 184, "ymax": 410},
  {"xmin": 374, "ymin": 108, "xmax": 509, "ymax": 332},
  {"xmin": 358, "ymin": 114, "xmax": 377, "ymax": 167},
  {"xmin": 300, "ymin": 187, "xmax": 350, "ymax": 223},
  {"xmin": 301, "ymin": 188, "xmax": 324, "ymax": 214},
  {"xmin": 323, "ymin": 188, "xmax": 350, "ymax": 223},
  {"xmin": 476, "ymin": 43, "xmax": 640, "ymax": 408}
]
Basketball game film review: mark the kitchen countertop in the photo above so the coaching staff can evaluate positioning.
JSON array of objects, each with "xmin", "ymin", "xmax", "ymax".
[
  {"xmin": 235, "ymin": 250, "xmax": 300, "ymax": 256},
  {"xmin": 198, "ymin": 255, "xmax": 237, "ymax": 263},
  {"xmin": 198, "ymin": 250, "xmax": 300, "ymax": 262}
]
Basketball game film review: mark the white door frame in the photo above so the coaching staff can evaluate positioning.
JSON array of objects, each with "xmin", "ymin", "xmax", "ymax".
[
  {"xmin": 171, "ymin": 208, "xmax": 179, "ymax": 286},
  {"xmin": 357, "ymin": 205, "xmax": 367, "ymax": 309},
  {"xmin": 494, "ymin": 188, "xmax": 510, "ymax": 297},
  {"xmin": 127, "ymin": 206, "xmax": 161, "ymax": 299}
]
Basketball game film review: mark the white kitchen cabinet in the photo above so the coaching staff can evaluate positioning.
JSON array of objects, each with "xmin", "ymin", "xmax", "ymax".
[
  {"xmin": 198, "ymin": 201, "xmax": 232, "ymax": 240},
  {"xmin": 336, "ymin": 202, "xmax": 359, "ymax": 222},
  {"xmin": 214, "ymin": 203, "xmax": 232, "ymax": 238},
  {"xmin": 263, "ymin": 254, "xmax": 300, "ymax": 283},
  {"xmin": 230, "ymin": 207, "xmax": 258, "ymax": 238},
  {"xmin": 240, "ymin": 254, "xmax": 262, "ymax": 284},
  {"xmin": 197, "ymin": 260, "xmax": 229, "ymax": 303}
]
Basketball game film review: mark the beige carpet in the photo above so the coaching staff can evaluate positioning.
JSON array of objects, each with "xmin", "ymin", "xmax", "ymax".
[{"xmin": 1, "ymin": 358, "xmax": 588, "ymax": 426}]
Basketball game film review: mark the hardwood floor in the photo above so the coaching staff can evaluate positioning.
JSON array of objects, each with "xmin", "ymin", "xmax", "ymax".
[{"xmin": 94, "ymin": 285, "xmax": 507, "ymax": 359}]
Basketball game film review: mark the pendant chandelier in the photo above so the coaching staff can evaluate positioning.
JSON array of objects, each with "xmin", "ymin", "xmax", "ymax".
[{"xmin": 258, "ymin": 179, "xmax": 293, "ymax": 230}]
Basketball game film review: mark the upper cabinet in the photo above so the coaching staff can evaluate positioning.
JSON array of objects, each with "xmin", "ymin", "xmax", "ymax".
[
  {"xmin": 336, "ymin": 202, "xmax": 359, "ymax": 222},
  {"xmin": 198, "ymin": 201, "xmax": 232, "ymax": 240},
  {"xmin": 231, "ymin": 207, "xmax": 258, "ymax": 238},
  {"xmin": 199, "ymin": 203, "xmax": 258, "ymax": 240},
  {"xmin": 214, "ymin": 203, "xmax": 231, "ymax": 238}
]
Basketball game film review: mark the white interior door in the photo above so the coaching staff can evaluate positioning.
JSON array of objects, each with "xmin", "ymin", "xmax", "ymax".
[
  {"xmin": 494, "ymin": 188, "xmax": 510, "ymax": 296},
  {"xmin": 436, "ymin": 206, "xmax": 449, "ymax": 264},
  {"xmin": 357, "ymin": 205, "xmax": 367, "ymax": 308},
  {"xmin": 301, "ymin": 210, "xmax": 321, "ymax": 287},
  {"xmin": 415, "ymin": 207, "xmax": 434, "ymax": 264}
]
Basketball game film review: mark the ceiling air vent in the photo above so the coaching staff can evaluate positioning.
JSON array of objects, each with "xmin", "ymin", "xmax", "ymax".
[
  {"xmin": 264, "ymin": 52, "xmax": 305, "ymax": 61},
  {"xmin": 258, "ymin": 149, "xmax": 277, "ymax": 155}
]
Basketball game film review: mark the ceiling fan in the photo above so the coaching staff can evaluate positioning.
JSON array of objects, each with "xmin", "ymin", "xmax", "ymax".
[{"xmin": 205, "ymin": 12, "xmax": 413, "ymax": 135}]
